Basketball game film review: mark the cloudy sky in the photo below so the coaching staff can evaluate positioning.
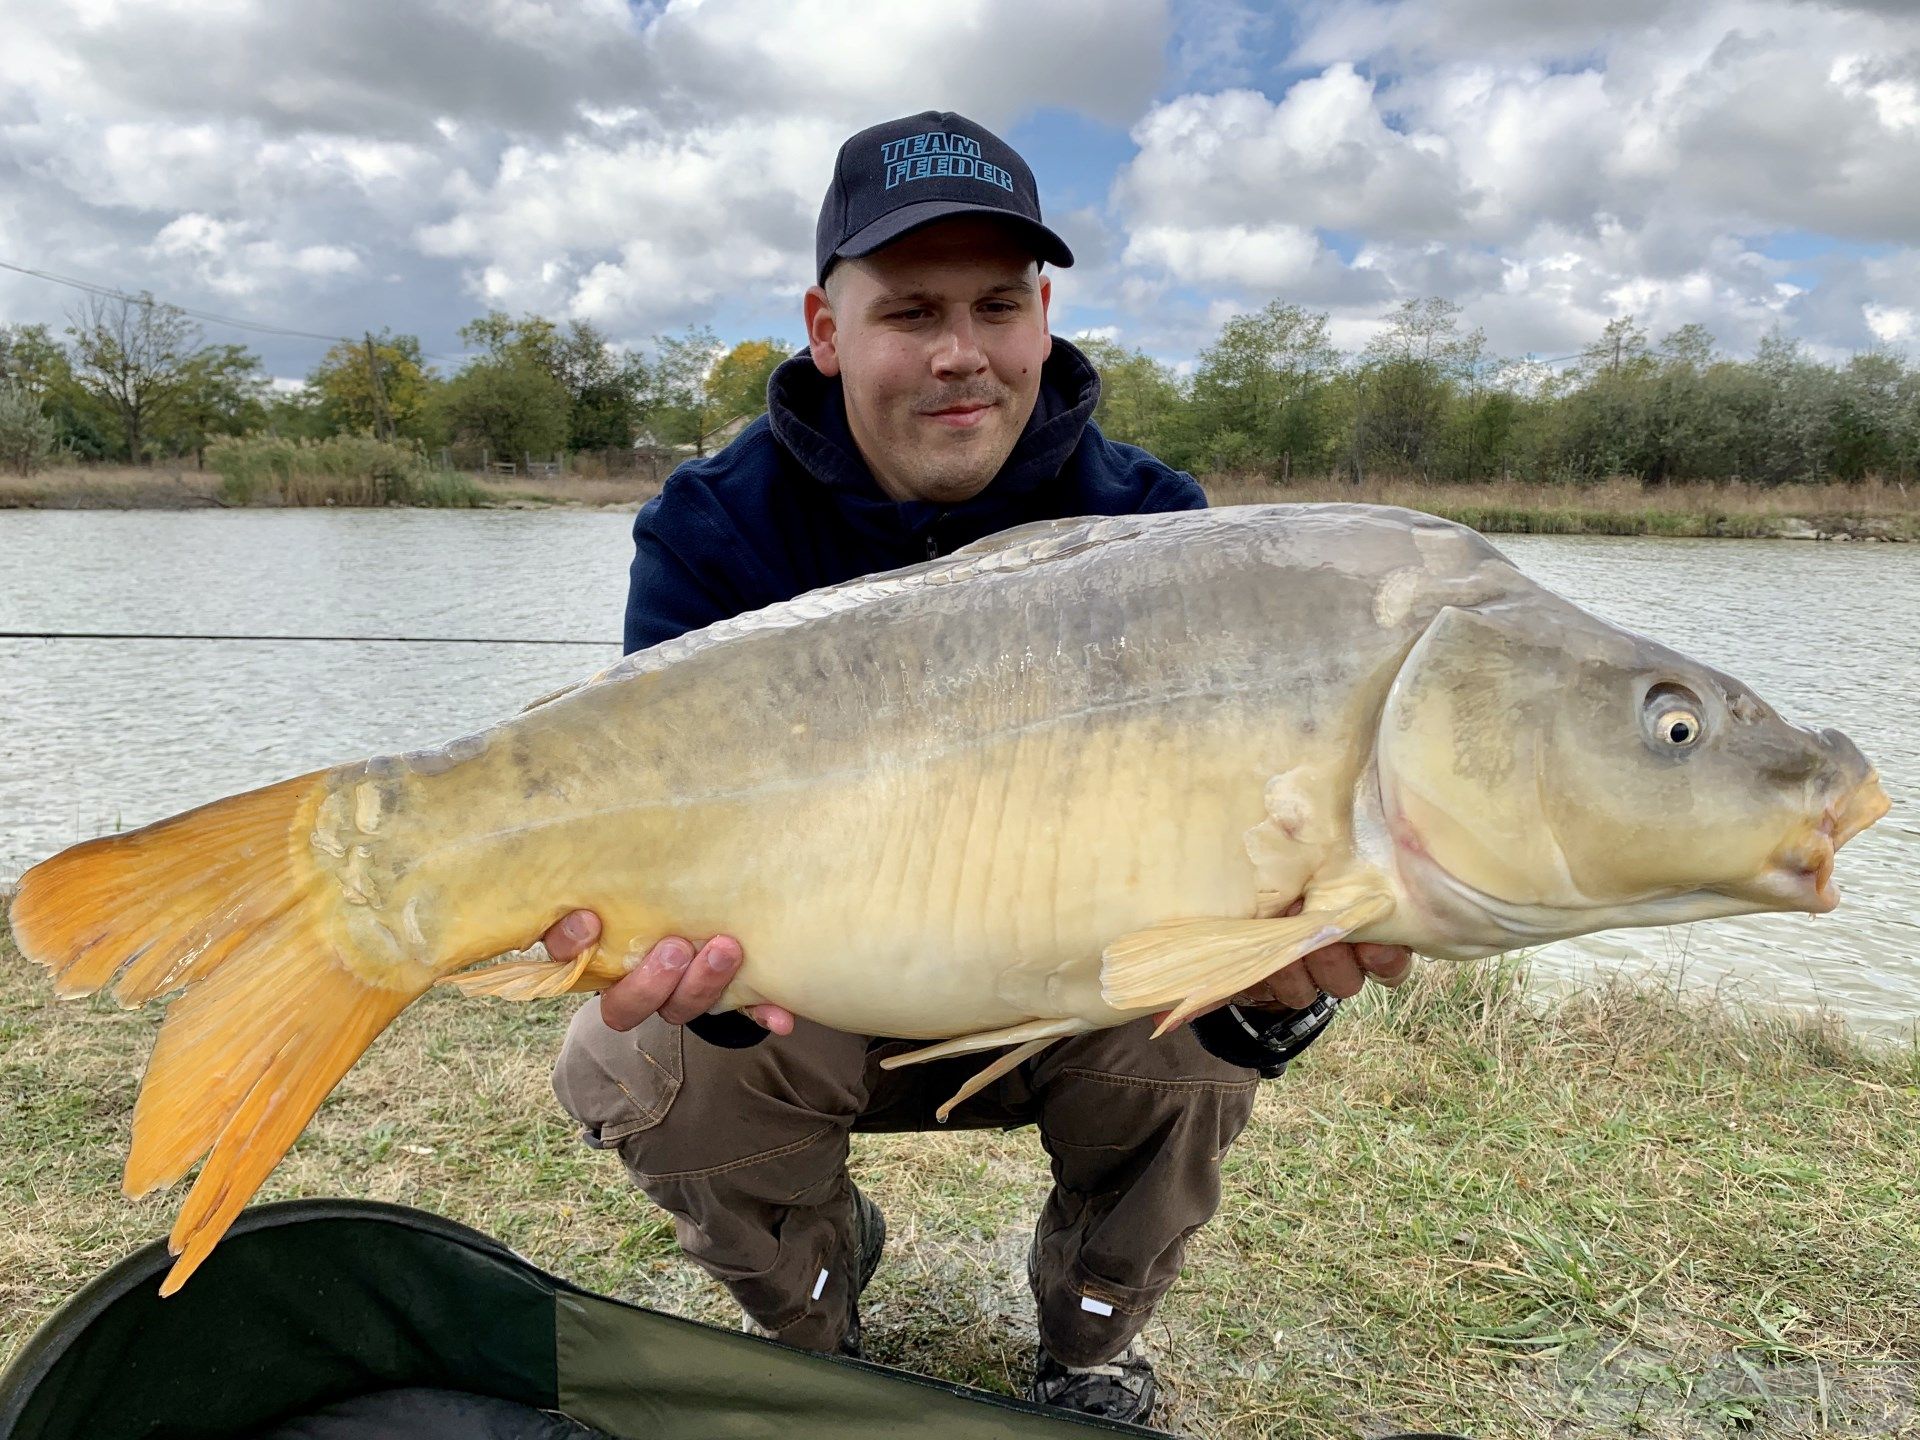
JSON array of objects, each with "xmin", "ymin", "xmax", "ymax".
[{"xmin": 2, "ymin": 0, "xmax": 1915, "ymax": 382}]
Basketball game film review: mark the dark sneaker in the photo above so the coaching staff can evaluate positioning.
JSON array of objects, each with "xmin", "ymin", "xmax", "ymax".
[
  {"xmin": 741, "ymin": 1183, "xmax": 887, "ymax": 1358},
  {"xmin": 1029, "ymin": 1337, "xmax": 1157, "ymax": 1425}
]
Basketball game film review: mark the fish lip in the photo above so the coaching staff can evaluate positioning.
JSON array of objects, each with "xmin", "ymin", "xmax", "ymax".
[
  {"xmin": 1832, "ymin": 770, "xmax": 1892, "ymax": 848},
  {"xmin": 1737, "ymin": 772, "xmax": 1890, "ymax": 915}
]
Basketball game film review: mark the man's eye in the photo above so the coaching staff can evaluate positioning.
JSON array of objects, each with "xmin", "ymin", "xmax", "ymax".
[{"xmin": 891, "ymin": 308, "xmax": 929, "ymax": 322}]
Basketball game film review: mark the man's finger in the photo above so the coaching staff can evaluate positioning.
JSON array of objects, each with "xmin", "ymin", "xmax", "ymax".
[
  {"xmin": 544, "ymin": 909, "xmax": 600, "ymax": 962},
  {"xmin": 1301, "ymin": 943, "xmax": 1366, "ymax": 1000},
  {"xmin": 746, "ymin": 1004, "xmax": 797, "ymax": 1035},
  {"xmin": 657, "ymin": 936, "xmax": 746, "ymax": 1025},
  {"xmin": 599, "ymin": 936, "xmax": 694, "ymax": 1032},
  {"xmin": 1356, "ymin": 943, "xmax": 1414, "ymax": 989},
  {"xmin": 1263, "ymin": 960, "xmax": 1322, "ymax": 1009}
]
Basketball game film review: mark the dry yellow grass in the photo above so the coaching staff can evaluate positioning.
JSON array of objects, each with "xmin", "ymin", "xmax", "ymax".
[
  {"xmin": 1205, "ymin": 474, "xmax": 1920, "ymax": 540},
  {"xmin": 7, "ymin": 462, "xmax": 1915, "ymax": 540},
  {"xmin": 4, "ymin": 911, "xmax": 1916, "ymax": 1438},
  {"xmin": 0, "ymin": 463, "xmax": 225, "ymax": 508}
]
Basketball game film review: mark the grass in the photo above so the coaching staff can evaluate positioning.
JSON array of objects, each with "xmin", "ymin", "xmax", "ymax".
[
  {"xmin": 4, "ymin": 913, "xmax": 1916, "ymax": 1438},
  {"xmin": 0, "ymin": 462, "xmax": 225, "ymax": 509},
  {"xmin": 4, "ymin": 462, "xmax": 1916, "ymax": 541},
  {"xmin": 207, "ymin": 434, "xmax": 482, "ymax": 507},
  {"xmin": 1204, "ymin": 475, "xmax": 1920, "ymax": 541}
]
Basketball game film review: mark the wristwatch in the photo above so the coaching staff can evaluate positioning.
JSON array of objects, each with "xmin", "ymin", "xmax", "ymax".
[{"xmin": 1190, "ymin": 993, "xmax": 1342, "ymax": 1078}]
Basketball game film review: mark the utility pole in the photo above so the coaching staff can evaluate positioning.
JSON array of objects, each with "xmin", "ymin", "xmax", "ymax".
[{"xmin": 363, "ymin": 332, "xmax": 393, "ymax": 441}]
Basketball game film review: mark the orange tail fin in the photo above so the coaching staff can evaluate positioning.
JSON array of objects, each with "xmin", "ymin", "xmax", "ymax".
[{"xmin": 7, "ymin": 771, "xmax": 426, "ymax": 1296}]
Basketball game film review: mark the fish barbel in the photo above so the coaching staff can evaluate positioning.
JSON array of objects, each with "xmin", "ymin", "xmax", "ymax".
[{"xmin": 8, "ymin": 504, "xmax": 1889, "ymax": 1295}]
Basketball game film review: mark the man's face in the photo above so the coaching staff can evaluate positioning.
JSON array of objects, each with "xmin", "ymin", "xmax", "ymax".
[{"xmin": 804, "ymin": 217, "xmax": 1053, "ymax": 505}]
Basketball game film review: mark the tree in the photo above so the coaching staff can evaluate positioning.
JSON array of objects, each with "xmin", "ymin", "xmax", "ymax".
[
  {"xmin": 309, "ymin": 331, "xmax": 433, "ymax": 439},
  {"xmin": 1356, "ymin": 298, "xmax": 1482, "ymax": 479},
  {"xmin": 431, "ymin": 352, "xmax": 570, "ymax": 462},
  {"xmin": 65, "ymin": 292, "xmax": 201, "ymax": 461},
  {"xmin": 1074, "ymin": 337, "xmax": 1186, "ymax": 458},
  {"xmin": 1830, "ymin": 351, "xmax": 1918, "ymax": 483},
  {"xmin": 261, "ymin": 386, "xmax": 332, "ymax": 441},
  {"xmin": 706, "ymin": 339, "xmax": 789, "ymax": 430},
  {"xmin": 161, "ymin": 344, "xmax": 269, "ymax": 466},
  {"xmin": 1749, "ymin": 327, "xmax": 1836, "ymax": 484},
  {"xmin": 0, "ymin": 381, "xmax": 59, "ymax": 476},
  {"xmin": 1, "ymin": 321, "xmax": 113, "ymax": 459},
  {"xmin": 458, "ymin": 310, "xmax": 654, "ymax": 451},
  {"xmin": 1186, "ymin": 302, "xmax": 1338, "ymax": 479},
  {"xmin": 641, "ymin": 327, "xmax": 785, "ymax": 456},
  {"xmin": 0, "ymin": 323, "xmax": 71, "ymax": 397},
  {"xmin": 1580, "ymin": 315, "xmax": 1652, "ymax": 382}
]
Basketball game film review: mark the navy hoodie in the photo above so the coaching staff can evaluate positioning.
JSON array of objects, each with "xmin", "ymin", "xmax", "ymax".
[
  {"xmin": 621, "ymin": 336, "xmax": 1205, "ymax": 1050},
  {"xmin": 623, "ymin": 337, "xmax": 1204, "ymax": 655}
]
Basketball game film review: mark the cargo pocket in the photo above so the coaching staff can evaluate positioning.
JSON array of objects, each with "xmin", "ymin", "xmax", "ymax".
[{"xmin": 551, "ymin": 1004, "xmax": 684, "ymax": 1150}]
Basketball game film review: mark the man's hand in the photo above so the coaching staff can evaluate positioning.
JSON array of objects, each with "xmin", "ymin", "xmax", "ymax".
[
  {"xmin": 1230, "ymin": 897, "xmax": 1412, "ymax": 1009},
  {"xmin": 542, "ymin": 910, "xmax": 798, "ymax": 1036}
]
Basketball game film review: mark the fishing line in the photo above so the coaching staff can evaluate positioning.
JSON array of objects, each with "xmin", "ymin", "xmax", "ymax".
[{"xmin": 0, "ymin": 629, "xmax": 616, "ymax": 646}]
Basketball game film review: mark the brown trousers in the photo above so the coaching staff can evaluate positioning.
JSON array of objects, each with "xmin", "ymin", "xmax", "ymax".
[{"xmin": 552, "ymin": 1004, "xmax": 1260, "ymax": 1367}]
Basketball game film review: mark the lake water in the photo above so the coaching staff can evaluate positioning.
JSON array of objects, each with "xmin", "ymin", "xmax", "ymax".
[{"xmin": 1, "ymin": 510, "xmax": 1914, "ymax": 1034}]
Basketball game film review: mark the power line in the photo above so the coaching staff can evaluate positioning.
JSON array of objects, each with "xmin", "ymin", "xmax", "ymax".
[
  {"xmin": 0, "ymin": 258, "xmax": 474, "ymax": 363},
  {"xmin": 0, "ymin": 259, "xmax": 355, "ymax": 344},
  {"xmin": 0, "ymin": 629, "xmax": 617, "ymax": 646}
]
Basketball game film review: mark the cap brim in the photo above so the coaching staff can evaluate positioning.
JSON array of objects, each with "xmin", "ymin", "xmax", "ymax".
[{"xmin": 827, "ymin": 200, "xmax": 1074, "ymax": 280}]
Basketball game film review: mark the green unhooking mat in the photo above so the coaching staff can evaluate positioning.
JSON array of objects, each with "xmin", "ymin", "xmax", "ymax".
[{"xmin": 0, "ymin": 1199, "xmax": 1158, "ymax": 1440}]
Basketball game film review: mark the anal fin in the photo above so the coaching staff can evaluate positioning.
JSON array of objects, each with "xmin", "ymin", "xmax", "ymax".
[
  {"xmin": 878, "ymin": 1015, "xmax": 1092, "ymax": 1070},
  {"xmin": 934, "ymin": 1039, "xmax": 1056, "ymax": 1121},
  {"xmin": 877, "ymin": 1017, "xmax": 1092, "ymax": 1125},
  {"xmin": 1101, "ymin": 891, "xmax": 1395, "ymax": 1037}
]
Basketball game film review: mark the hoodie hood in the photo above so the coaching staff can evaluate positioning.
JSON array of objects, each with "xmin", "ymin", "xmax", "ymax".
[{"xmin": 765, "ymin": 337, "xmax": 1103, "ymax": 548}]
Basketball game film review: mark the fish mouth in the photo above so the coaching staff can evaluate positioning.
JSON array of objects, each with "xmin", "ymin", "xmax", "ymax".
[{"xmin": 1747, "ymin": 771, "xmax": 1891, "ymax": 914}]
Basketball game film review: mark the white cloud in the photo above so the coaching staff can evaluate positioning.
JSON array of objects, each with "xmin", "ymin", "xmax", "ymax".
[
  {"xmin": 1123, "ymin": 222, "xmax": 1330, "ymax": 290},
  {"xmin": 0, "ymin": 0, "xmax": 1915, "ymax": 375},
  {"xmin": 1104, "ymin": 0, "xmax": 1920, "ymax": 362},
  {"xmin": 0, "ymin": 0, "xmax": 1172, "ymax": 356},
  {"xmin": 1117, "ymin": 69, "xmax": 1473, "ymax": 237},
  {"xmin": 415, "ymin": 116, "xmax": 839, "ymax": 328},
  {"xmin": 149, "ymin": 215, "xmax": 360, "ymax": 297},
  {"xmin": 1864, "ymin": 303, "xmax": 1918, "ymax": 344}
]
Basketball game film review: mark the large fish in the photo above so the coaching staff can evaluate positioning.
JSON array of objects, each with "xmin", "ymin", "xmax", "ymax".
[{"xmin": 9, "ymin": 505, "xmax": 1888, "ymax": 1296}]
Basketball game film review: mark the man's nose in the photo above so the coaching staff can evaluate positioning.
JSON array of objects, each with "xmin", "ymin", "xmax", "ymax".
[{"xmin": 932, "ymin": 313, "xmax": 987, "ymax": 378}]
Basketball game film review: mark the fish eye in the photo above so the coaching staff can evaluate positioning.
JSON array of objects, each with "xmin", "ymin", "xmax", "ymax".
[
  {"xmin": 1658, "ymin": 710, "xmax": 1701, "ymax": 746},
  {"xmin": 1642, "ymin": 683, "xmax": 1705, "ymax": 751}
]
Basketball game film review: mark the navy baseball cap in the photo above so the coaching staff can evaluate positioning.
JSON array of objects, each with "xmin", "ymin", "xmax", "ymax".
[{"xmin": 815, "ymin": 110, "xmax": 1074, "ymax": 285}]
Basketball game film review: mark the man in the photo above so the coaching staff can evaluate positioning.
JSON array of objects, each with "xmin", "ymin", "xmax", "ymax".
[{"xmin": 543, "ymin": 111, "xmax": 1411, "ymax": 1426}]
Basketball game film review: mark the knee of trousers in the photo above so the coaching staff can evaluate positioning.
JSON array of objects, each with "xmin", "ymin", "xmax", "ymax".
[
  {"xmin": 552, "ymin": 1002, "xmax": 867, "ymax": 1199},
  {"xmin": 1036, "ymin": 1019, "xmax": 1261, "ymax": 1179}
]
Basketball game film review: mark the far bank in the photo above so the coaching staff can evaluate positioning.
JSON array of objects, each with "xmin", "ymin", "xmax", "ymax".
[{"xmin": 1, "ymin": 462, "xmax": 1915, "ymax": 541}]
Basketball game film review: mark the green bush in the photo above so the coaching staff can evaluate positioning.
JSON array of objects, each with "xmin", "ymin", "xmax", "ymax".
[
  {"xmin": 0, "ymin": 381, "xmax": 59, "ymax": 477},
  {"xmin": 207, "ymin": 433, "xmax": 479, "ymax": 507}
]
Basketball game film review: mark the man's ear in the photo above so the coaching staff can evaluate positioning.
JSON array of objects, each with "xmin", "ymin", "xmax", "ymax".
[
  {"xmin": 804, "ymin": 285, "xmax": 840, "ymax": 377},
  {"xmin": 1039, "ymin": 273, "xmax": 1052, "ymax": 361}
]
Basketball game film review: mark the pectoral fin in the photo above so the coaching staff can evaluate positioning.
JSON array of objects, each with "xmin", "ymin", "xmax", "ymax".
[{"xmin": 1100, "ymin": 891, "xmax": 1395, "ymax": 1038}]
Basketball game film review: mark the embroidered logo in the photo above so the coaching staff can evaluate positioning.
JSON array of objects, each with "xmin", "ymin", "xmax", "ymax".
[{"xmin": 880, "ymin": 132, "xmax": 1015, "ymax": 193}]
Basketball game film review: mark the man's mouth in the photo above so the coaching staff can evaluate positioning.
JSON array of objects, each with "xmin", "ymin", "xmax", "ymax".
[{"xmin": 921, "ymin": 401, "xmax": 995, "ymax": 429}]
